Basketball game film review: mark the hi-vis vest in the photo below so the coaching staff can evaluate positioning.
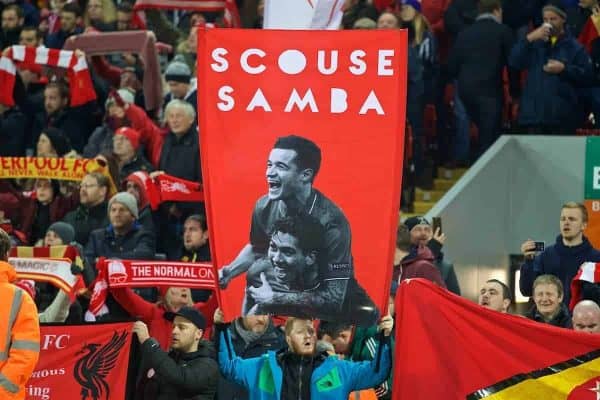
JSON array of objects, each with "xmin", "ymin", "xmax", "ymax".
[{"xmin": 0, "ymin": 261, "xmax": 40, "ymax": 399}]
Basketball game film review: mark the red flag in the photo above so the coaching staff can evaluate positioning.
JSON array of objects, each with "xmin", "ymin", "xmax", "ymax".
[
  {"xmin": 570, "ymin": 262, "xmax": 600, "ymax": 310},
  {"xmin": 393, "ymin": 279, "xmax": 600, "ymax": 399},
  {"xmin": 156, "ymin": 174, "xmax": 204, "ymax": 204}
]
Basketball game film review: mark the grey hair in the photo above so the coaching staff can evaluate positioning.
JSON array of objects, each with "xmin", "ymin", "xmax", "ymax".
[{"xmin": 164, "ymin": 99, "xmax": 196, "ymax": 120}]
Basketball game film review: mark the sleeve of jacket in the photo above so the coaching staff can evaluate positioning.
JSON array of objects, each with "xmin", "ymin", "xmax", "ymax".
[
  {"xmin": 125, "ymin": 104, "xmax": 165, "ymax": 167},
  {"xmin": 218, "ymin": 327, "xmax": 262, "ymax": 388},
  {"xmin": 38, "ymin": 289, "xmax": 70, "ymax": 323},
  {"xmin": 519, "ymin": 255, "xmax": 544, "ymax": 297},
  {"xmin": 509, "ymin": 38, "xmax": 533, "ymax": 70},
  {"xmin": 0, "ymin": 288, "xmax": 40, "ymax": 397},
  {"xmin": 110, "ymin": 287, "xmax": 155, "ymax": 321},
  {"xmin": 417, "ymin": 263, "xmax": 447, "ymax": 288},
  {"xmin": 345, "ymin": 336, "xmax": 392, "ymax": 392},
  {"xmin": 141, "ymin": 338, "xmax": 219, "ymax": 393},
  {"xmin": 562, "ymin": 46, "xmax": 593, "ymax": 86}
]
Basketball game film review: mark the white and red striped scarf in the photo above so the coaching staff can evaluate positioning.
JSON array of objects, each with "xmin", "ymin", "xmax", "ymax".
[
  {"xmin": 570, "ymin": 262, "xmax": 600, "ymax": 310},
  {"xmin": 133, "ymin": 0, "xmax": 240, "ymax": 27},
  {"xmin": 0, "ymin": 46, "xmax": 96, "ymax": 107}
]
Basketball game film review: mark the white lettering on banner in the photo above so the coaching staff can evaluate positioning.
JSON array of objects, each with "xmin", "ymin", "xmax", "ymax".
[
  {"xmin": 240, "ymin": 48, "xmax": 266, "ymax": 74},
  {"xmin": 217, "ymin": 86, "xmax": 235, "ymax": 111},
  {"xmin": 218, "ymin": 87, "xmax": 385, "ymax": 115},
  {"xmin": 377, "ymin": 49, "xmax": 394, "ymax": 76},
  {"xmin": 247, "ymin": 89, "xmax": 272, "ymax": 112},
  {"xmin": 349, "ymin": 50, "xmax": 367, "ymax": 75},
  {"xmin": 25, "ymin": 385, "xmax": 51, "ymax": 400},
  {"xmin": 9, "ymin": 258, "xmax": 77, "ymax": 286},
  {"xmin": 211, "ymin": 48, "xmax": 229, "ymax": 72},
  {"xmin": 594, "ymin": 166, "xmax": 600, "ymax": 190},
  {"xmin": 41, "ymin": 335, "xmax": 70, "ymax": 350},
  {"xmin": 317, "ymin": 50, "xmax": 338, "ymax": 75},
  {"xmin": 284, "ymin": 89, "xmax": 318, "ymax": 112},
  {"xmin": 151, "ymin": 266, "xmax": 214, "ymax": 280},
  {"xmin": 593, "ymin": 201, "xmax": 600, "ymax": 212},
  {"xmin": 30, "ymin": 368, "xmax": 66, "ymax": 378},
  {"xmin": 210, "ymin": 48, "xmax": 396, "ymax": 76}
]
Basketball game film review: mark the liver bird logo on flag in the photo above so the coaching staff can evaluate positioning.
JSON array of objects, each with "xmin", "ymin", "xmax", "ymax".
[
  {"xmin": 74, "ymin": 330, "xmax": 129, "ymax": 400},
  {"xmin": 393, "ymin": 279, "xmax": 600, "ymax": 399}
]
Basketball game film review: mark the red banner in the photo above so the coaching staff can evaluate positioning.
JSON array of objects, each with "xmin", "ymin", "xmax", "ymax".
[
  {"xmin": 393, "ymin": 279, "xmax": 600, "ymax": 399},
  {"xmin": 104, "ymin": 259, "xmax": 216, "ymax": 288},
  {"xmin": 197, "ymin": 28, "xmax": 406, "ymax": 324},
  {"xmin": 25, "ymin": 323, "xmax": 133, "ymax": 400}
]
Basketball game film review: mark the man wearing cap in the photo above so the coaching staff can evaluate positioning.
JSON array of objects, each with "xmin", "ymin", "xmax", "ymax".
[
  {"xmin": 132, "ymin": 307, "xmax": 218, "ymax": 399},
  {"xmin": 85, "ymin": 192, "xmax": 155, "ymax": 319},
  {"xmin": 163, "ymin": 60, "xmax": 197, "ymax": 111},
  {"xmin": 113, "ymin": 126, "xmax": 154, "ymax": 182},
  {"xmin": 509, "ymin": 1, "xmax": 593, "ymax": 134},
  {"xmin": 403, "ymin": 216, "xmax": 460, "ymax": 294},
  {"xmin": 394, "ymin": 224, "xmax": 446, "ymax": 287}
]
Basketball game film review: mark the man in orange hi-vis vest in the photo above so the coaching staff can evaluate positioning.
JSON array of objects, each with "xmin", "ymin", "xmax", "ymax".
[{"xmin": 0, "ymin": 228, "xmax": 40, "ymax": 399}]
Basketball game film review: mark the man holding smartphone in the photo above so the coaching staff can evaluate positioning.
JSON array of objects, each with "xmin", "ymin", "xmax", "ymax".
[
  {"xmin": 403, "ymin": 216, "xmax": 461, "ymax": 295},
  {"xmin": 520, "ymin": 202, "xmax": 600, "ymax": 307}
]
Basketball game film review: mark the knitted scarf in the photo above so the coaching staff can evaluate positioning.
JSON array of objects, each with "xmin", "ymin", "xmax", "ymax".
[{"xmin": 0, "ymin": 45, "xmax": 96, "ymax": 107}]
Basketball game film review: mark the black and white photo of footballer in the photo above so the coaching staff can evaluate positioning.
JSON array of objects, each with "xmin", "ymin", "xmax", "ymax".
[{"xmin": 218, "ymin": 135, "xmax": 379, "ymax": 325}]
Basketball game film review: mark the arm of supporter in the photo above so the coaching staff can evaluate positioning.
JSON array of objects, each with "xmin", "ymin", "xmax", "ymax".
[
  {"xmin": 217, "ymin": 327, "xmax": 258, "ymax": 388},
  {"xmin": 561, "ymin": 48, "xmax": 594, "ymax": 86},
  {"xmin": 83, "ymin": 237, "xmax": 100, "ymax": 285},
  {"xmin": 38, "ymin": 289, "xmax": 70, "ymax": 323},
  {"xmin": 345, "ymin": 335, "xmax": 392, "ymax": 392},
  {"xmin": 125, "ymin": 103, "xmax": 164, "ymax": 167},
  {"xmin": 519, "ymin": 253, "xmax": 543, "ymax": 297},
  {"xmin": 508, "ymin": 38, "xmax": 533, "ymax": 70},
  {"xmin": 118, "ymin": 230, "xmax": 155, "ymax": 260},
  {"xmin": 111, "ymin": 287, "xmax": 155, "ymax": 321},
  {"xmin": 140, "ymin": 337, "xmax": 219, "ymax": 392},
  {"xmin": 427, "ymin": 239, "xmax": 443, "ymax": 260},
  {"xmin": 91, "ymin": 55, "xmax": 122, "ymax": 88},
  {"xmin": 0, "ymin": 290, "xmax": 40, "ymax": 396}
]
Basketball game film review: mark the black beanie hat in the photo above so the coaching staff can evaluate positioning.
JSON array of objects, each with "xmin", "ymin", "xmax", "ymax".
[{"xmin": 42, "ymin": 127, "xmax": 71, "ymax": 157}]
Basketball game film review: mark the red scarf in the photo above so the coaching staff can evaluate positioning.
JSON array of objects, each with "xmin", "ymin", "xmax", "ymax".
[
  {"xmin": 0, "ymin": 46, "xmax": 96, "ymax": 107},
  {"xmin": 86, "ymin": 258, "xmax": 215, "ymax": 321},
  {"xmin": 127, "ymin": 172, "xmax": 204, "ymax": 210}
]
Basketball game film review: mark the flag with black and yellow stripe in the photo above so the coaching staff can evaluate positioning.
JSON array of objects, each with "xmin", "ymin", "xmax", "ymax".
[{"xmin": 393, "ymin": 279, "xmax": 600, "ymax": 400}]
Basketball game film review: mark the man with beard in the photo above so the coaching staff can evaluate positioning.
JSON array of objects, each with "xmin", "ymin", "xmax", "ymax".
[
  {"xmin": 133, "ymin": 307, "xmax": 218, "ymax": 399},
  {"xmin": 0, "ymin": 4, "xmax": 23, "ymax": 48},
  {"xmin": 219, "ymin": 135, "xmax": 379, "ymax": 325},
  {"xmin": 520, "ymin": 202, "xmax": 600, "ymax": 307},
  {"xmin": 218, "ymin": 316, "xmax": 393, "ymax": 400}
]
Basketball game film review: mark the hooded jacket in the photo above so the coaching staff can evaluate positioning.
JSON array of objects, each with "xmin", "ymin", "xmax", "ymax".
[
  {"xmin": 520, "ymin": 235, "xmax": 600, "ymax": 307},
  {"xmin": 526, "ymin": 302, "xmax": 572, "ymax": 329},
  {"xmin": 0, "ymin": 261, "xmax": 40, "ymax": 400},
  {"xmin": 395, "ymin": 246, "xmax": 446, "ymax": 288}
]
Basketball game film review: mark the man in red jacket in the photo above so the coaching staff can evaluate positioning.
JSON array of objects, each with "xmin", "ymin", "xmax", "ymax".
[{"xmin": 393, "ymin": 224, "xmax": 446, "ymax": 287}]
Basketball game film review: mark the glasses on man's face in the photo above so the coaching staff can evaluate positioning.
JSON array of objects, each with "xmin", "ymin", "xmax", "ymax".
[{"xmin": 80, "ymin": 183, "xmax": 98, "ymax": 190}]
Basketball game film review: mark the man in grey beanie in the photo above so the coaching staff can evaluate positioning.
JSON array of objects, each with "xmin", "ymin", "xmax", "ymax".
[
  {"xmin": 163, "ymin": 60, "xmax": 197, "ymax": 112},
  {"xmin": 84, "ymin": 192, "xmax": 155, "ymax": 317}
]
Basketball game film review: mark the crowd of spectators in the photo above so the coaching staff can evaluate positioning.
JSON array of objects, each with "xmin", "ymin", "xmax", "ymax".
[{"xmin": 1, "ymin": 0, "xmax": 600, "ymax": 398}]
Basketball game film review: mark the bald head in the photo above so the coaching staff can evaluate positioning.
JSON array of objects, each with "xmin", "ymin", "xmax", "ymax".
[{"xmin": 572, "ymin": 300, "xmax": 600, "ymax": 334}]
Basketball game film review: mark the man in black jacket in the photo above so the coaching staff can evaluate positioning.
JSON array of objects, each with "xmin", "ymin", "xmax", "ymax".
[
  {"xmin": 449, "ymin": 0, "xmax": 514, "ymax": 157},
  {"xmin": 63, "ymin": 172, "xmax": 110, "ymax": 247},
  {"xmin": 133, "ymin": 306, "xmax": 219, "ymax": 400}
]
